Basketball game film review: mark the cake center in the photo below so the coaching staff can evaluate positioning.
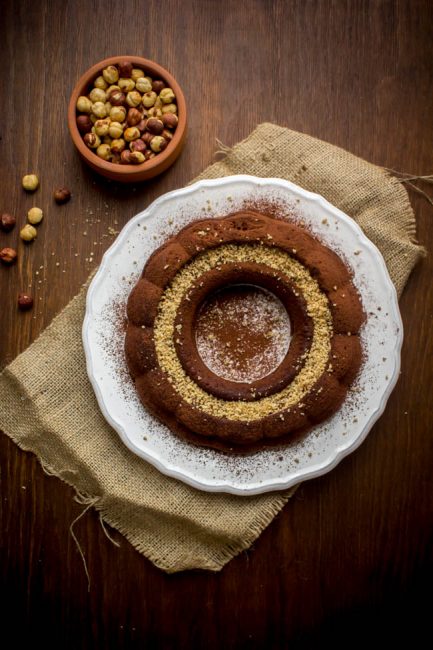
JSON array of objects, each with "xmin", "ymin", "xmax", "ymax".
[{"xmin": 194, "ymin": 284, "xmax": 291, "ymax": 383}]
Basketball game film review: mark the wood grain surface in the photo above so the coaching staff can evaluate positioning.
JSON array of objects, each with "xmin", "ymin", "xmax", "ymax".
[{"xmin": 1, "ymin": 0, "xmax": 432, "ymax": 647}]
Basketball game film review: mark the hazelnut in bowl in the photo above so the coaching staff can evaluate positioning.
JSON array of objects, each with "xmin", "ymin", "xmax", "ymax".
[{"xmin": 68, "ymin": 56, "xmax": 187, "ymax": 183}]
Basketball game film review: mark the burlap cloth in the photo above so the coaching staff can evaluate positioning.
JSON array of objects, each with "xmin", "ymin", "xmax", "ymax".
[{"xmin": 0, "ymin": 124, "xmax": 423, "ymax": 573}]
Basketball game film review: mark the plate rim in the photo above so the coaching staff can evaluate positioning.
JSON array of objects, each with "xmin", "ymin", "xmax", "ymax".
[{"xmin": 82, "ymin": 174, "xmax": 403, "ymax": 495}]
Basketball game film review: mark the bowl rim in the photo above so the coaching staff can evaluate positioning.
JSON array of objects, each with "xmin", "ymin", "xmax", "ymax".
[{"xmin": 68, "ymin": 55, "xmax": 187, "ymax": 177}]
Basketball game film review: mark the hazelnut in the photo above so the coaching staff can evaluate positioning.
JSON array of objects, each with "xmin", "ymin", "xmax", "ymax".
[
  {"xmin": 161, "ymin": 128, "xmax": 173, "ymax": 141},
  {"xmin": 22, "ymin": 174, "xmax": 39, "ymax": 192},
  {"xmin": 90, "ymin": 114, "xmax": 97, "ymax": 124},
  {"xmin": 127, "ymin": 107, "xmax": 142, "ymax": 126},
  {"xmin": 83, "ymin": 132, "xmax": 101, "ymax": 149},
  {"xmin": 120, "ymin": 150, "xmax": 133, "ymax": 164},
  {"xmin": 150, "ymin": 135, "xmax": 167, "ymax": 153},
  {"xmin": 146, "ymin": 117, "xmax": 164, "ymax": 135},
  {"xmin": 53, "ymin": 188, "xmax": 71, "ymax": 204},
  {"xmin": 20, "ymin": 224, "xmax": 37, "ymax": 242},
  {"xmin": 147, "ymin": 106, "xmax": 163, "ymax": 119},
  {"xmin": 96, "ymin": 143, "xmax": 112, "ymax": 160},
  {"xmin": 110, "ymin": 91, "xmax": 126, "ymax": 106},
  {"xmin": 154, "ymin": 97, "xmax": 163, "ymax": 109},
  {"xmin": 89, "ymin": 87, "xmax": 106, "ymax": 103},
  {"xmin": 0, "ymin": 247, "xmax": 17, "ymax": 264},
  {"xmin": 141, "ymin": 132, "xmax": 153, "ymax": 145},
  {"xmin": 111, "ymin": 138, "xmax": 126, "ymax": 153},
  {"xmin": 110, "ymin": 106, "xmax": 126, "ymax": 122},
  {"xmin": 124, "ymin": 126, "xmax": 140, "ymax": 142},
  {"xmin": 152, "ymin": 79, "xmax": 165, "ymax": 94},
  {"xmin": 76, "ymin": 96, "xmax": 93, "ymax": 113},
  {"xmin": 161, "ymin": 103, "xmax": 177, "ymax": 115},
  {"xmin": 131, "ymin": 68, "xmax": 145, "ymax": 82},
  {"xmin": 102, "ymin": 65, "xmax": 119, "ymax": 84},
  {"xmin": 144, "ymin": 150, "xmax": 156, "ymax": 161},
  {"xmin": 162, "ymin": 113, "xmax": 178, "ymax": 129},
  {"xmin": 118, "ymin": 61, "xmax": 133, "ymax": 77},
  {"xmin": 142, "ymin": 91, "xmax": 157, "ymax": 108},
  {"xmin": 159, "ymin": 87, "xmax": 176, "ymax": 104},
  {"xmin": 0, "ymin": 213, "xmax": 16, "ymax": 232},
  {"xmin": 102, "ymin": 135, "xmax": 112, "ymax": 145},
  {"xmin": 137, "ymin": 119, "xmax": 148, "ymax": 133},
  {"xmin": 27, "ymin": 207, "xmax": 43, "ymax": 224},
  {"xmin": 126, "ymin": 91, "xmax": 142, "ymax": 107},
  {"xmin": 135, "ymin": 77, "xmax": 152, "ymax": 93},
  {"xmin": 118, "ymin": 78, "xmax": 135, "ymax": 93},
  {"xmin": 129, "ymin": 139, "xmax": 146, "ymax": 153},
  {"xmin": 111, "ymin": 153, "xmax": 121, "ymax": 165},
  {"xmin": 18, "ymin": 293, "xmax": 33, "ymax": 311},
  {"xmin": 94, "ymin": 75, "xmax": 108, "ymax": 90},
  {"xmin": 91, "ymin": 101, "xmax": 107, "ymax": 118},
  {"xmin": 129, "ymin": 151, "xmax": 146, "ymax": 164},
  {"xmin": 108, "ymin": 121, "xmax": 124, "ymax": 139},
  {"xmin": 105, "ymin": 101, "xmax": 113, "ymax": 113},
  {"xmin": 94, "ymin": 118, "xmax": 111, "ymax": 136},
  {"xmin": 76, "ymin": 114, "xmax": 93, "ymax": 134},
  {"xmin": 107, "ymin": 85, "xmax": 120, "ymax": 97}
]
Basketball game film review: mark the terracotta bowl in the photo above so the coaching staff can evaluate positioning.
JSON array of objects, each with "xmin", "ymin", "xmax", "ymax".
[{"xmin": 68, "ymin": 56, "xmax": 187, "ymax": 183}]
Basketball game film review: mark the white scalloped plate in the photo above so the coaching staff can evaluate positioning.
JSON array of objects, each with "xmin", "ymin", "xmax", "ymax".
[{"xmin": 83, "ymin": 175, "xmax": 403, "ymax": 495}]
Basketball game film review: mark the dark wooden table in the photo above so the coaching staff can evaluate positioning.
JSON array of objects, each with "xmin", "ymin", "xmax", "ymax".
[{"xmin": 1, "ymin": 1, "xmax": 432, "ymax": 647}]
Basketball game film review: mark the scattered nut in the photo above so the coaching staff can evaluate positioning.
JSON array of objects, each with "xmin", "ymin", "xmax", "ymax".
[
  {"xmin": 18, "ymin": 293, "xmax": 33, "ymax": 311},
  {"xmin": 20, "ymin": 224, "xmax": 37, "ymax": 242},
  {"xmin": 22, "ymin": 174, "xmax": 39, "ymax": 192},
  {"xmin": 0, "ymin": 213, "xmax": 16, "ymax": 232},
  {"xmin": 27, "ymin": 207, "xmax": 44, "ymax": 224},
  {"xmin": 102, "ymin": 65, "xmax": 119, "ymax": 84},
  {"xmin": 150, "ymin": 135, "xmax": 168, "ymax": 153},
  {"xmin": 53, "ymin": 188, "xmax": 71, "ymax": 204},
  {"xmin": 160, "ymin": 87, "xmax": 176, "ymax": 104},
  {"xmin": 0, "ymin": 247, "xmax": 17, "ymax": 264}
]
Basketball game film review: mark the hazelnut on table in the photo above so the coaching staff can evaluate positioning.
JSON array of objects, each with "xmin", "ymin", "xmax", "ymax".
[
  {"xmin": 22, "ymin": 174, "xmax": 39, "ymax": 192},
  {"xmin": 17, "ymin": 293, "xmax": 33, "ymax": 311},
  {"xmin": 0, "ymin": 213, "xmax": 16, "ymax": 232},
  {"xmin": 53, "ymin": 188, "xmax": 71, "ymax": 204},
  {"xmin": 27, "ymin": 207, "xmax": 43, "ymax": 224},
  {"xmin": 20, "ymin": 224, "xmax": 37, "ymax": 242},
  {"xmin": 0, "ymin": 247, "xmax": 17, "ymax": 264}
]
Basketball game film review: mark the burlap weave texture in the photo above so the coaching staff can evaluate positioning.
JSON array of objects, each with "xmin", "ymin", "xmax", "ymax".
[{"xmin": 0, "ymin": 124, "xmax": 423, "ymax": 572}]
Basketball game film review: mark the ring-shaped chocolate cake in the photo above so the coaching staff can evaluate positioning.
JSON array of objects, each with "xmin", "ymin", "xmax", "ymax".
[{"xmin": 125, "ymin": 210, "xmax": 365, "ymax": 452}]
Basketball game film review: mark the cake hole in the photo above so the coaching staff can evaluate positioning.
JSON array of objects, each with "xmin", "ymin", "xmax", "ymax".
[{"xmin": 195, "ymin": 284, "xmax": 291, "ymax": 383}]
